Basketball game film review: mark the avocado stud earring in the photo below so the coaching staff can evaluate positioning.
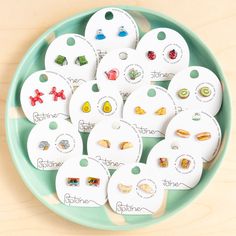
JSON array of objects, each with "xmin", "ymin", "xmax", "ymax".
[
  {"xmin": 81, "ymin": 101, "xmax": 91, "ymax": 113},
  {"xmin": 102, "ymin": 101, "xmax": 112, "ymax": 113},
  {"xmin": 95, "ymin": 29, "xmax": 106, "ymax": 40},
  {"xmin": 118, "ymin": 26, "xmax": 128, "ymax": 37}
]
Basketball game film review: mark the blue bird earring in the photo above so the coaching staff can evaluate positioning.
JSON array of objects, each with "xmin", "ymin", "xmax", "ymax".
[
  {"xmin": 118, "ymin": 26, "xmax": 128, "ymax": 37},
  {"xmin": 95, "ymin": 29, "xmax": 106, "ymax": 40}
]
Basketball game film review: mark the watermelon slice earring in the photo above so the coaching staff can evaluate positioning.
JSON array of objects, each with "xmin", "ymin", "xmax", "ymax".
[{"xmin": 118, "ymin": 26, "xmax": 128, "ymax": 37}]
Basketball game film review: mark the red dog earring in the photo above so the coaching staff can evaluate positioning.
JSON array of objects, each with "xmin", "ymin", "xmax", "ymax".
[
  {"xmin": 29, "ymin": 89, "xmax": 44, "ymax": 106},
  {"xmin": 49, "ymin": 87, "xmax": 66, "ymax": 101}
]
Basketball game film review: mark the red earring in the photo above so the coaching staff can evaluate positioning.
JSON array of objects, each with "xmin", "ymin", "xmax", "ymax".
[
  {"xmin": 29, "ymin": 89, "xmax": 44, "ymax": 106},
  {"xmin": 49, "ymin": 87, "xmax": 66, "ymax": 101},
  {"xmin": 168, "ymin": 49, "xmax": 177, "ymax": 59},
  {"xmin": 147, "ymin": 51, "xmax": 156, "ymax": 60}
]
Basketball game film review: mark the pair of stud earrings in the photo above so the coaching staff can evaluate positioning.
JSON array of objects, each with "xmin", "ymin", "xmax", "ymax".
[
  {"xmin": 118, "ymin": 183, "xmax": 154, "ymax": 194},
  {"xmin": 159, "ymin": 157, "xmax": 191, "ymax": 169},
  {"xmin": 177, "ymin": 86, "xmax": 212, "ymax": 99},
  {"xmin": 67, "ymin": 177, "xmax": 100, "ymax": 187},
  {"xmin": 104, "ymin": 68, "xmax": 141, "ymax": 81},
  {"xmin": 146, "ymin": 49, "xmax": 178, "ymax": 60},
  {"xmin": 135, "ymin": 106, "xmax": 167, "ymax": 116},
  {"xmin": 95, "ymin": 26, "xmax": 128, "ymax": 40},
  {"xmin": 55, "ymin": 55, "xmax": 88, "ymax": 66},
  {"xmin": 39, "ymin": 139, "xmax": 70, "ymax": 151},
  {"xmin": 30, "ymin": 87, "xmax": 66, "ymax": 106},
  {"xmin": 97, "ymin": 140, "xmax": 133, "ymax": 150},
  {"xmin": 176, "ymin": 129, "xmax": 211, "ymax": 141},
  {"xmin": 81, "ymin": 101, "xmax": 112, "ymax": 113}
]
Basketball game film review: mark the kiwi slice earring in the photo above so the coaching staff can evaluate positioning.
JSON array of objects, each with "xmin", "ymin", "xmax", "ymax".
[
  {"xmin": 199, "ymin": 86, "xmax": 211, "ymax": 97},
  {"xmin": 177, "ymin": 88, "xmax": 190, "ymax": 99}
]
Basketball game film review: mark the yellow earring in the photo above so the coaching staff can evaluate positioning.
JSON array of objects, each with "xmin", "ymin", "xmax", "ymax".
[
  {"xmin": 119, "ymin": 141, "xmax": 133, "ymax": 150},
  {"xmin": 135, "ymin": 106, "xmax": 146, "ymax": 115},
  {"xmin": 196, "ymin": 132, "xmax": 211, "ymax": 141},
  {"xmin": 82, "ymin": 101, "xmax": 91, "ymax": 113},
  {"xmin": 155, "ymin": 107, "xmax": 166, "ymax": 115},
  {"xmin": 102, "ymin": 101, "xmax": 112, "ymax": 113},
  {"xmin": 97, "ymin": 139, "xmax": 111, "ymax": 148}
]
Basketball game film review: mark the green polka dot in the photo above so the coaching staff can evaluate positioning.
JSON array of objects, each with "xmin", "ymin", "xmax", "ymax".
[
  {"xmin": 131, "ymin": 166, "xmax": 140, "ymax": 175},
  {"xmin": 67, "ymin": 37, "xmax": 75, "ymax": 46},
  {"xmin": 39, "ymin": 74, "xmax": 48, "ymax": 82},
  {"xmin": 105, "ymin": 11, "xmax": 113, "ymax": 20},
  {"xmin": 157, "ymin": 31, "xmax": 166, "ymax": 40},
  {"xmin": 80, "ymin": 159, "xmax": 88, "ymax": 167},
  {"xmin": 190, "ymin": 70, "xmax": 199, "ymax": 78},
  {"xmin": 49, "ymin": 121, "xmax": 57, "ymax": 130},
  {"xmin": 147, "ymin": 88, "xmax": 156, "ymax": 97},
  {"xmin": 92, "ymin": 83, "xmax": 99, "ymax": 92}
]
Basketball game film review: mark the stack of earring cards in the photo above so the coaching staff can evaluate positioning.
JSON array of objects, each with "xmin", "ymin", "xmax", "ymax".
[{"xmin": 20, "ymin": 7, "xmax": 223, "ymax": 215}]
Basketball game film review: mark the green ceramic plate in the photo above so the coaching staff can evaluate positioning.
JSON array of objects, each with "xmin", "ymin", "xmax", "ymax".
[{"xmin": 6, "ymin": 6, "xmax": 231, "ymax": 230}]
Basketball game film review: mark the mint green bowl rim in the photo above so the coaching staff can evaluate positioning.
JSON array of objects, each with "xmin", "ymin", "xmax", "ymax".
[{"xmin": 5, "ymin": 6, "xmax": 232, "ymax": 231}]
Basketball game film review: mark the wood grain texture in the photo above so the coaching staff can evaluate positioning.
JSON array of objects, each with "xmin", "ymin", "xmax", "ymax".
[{"xmin": 0, "ymin": 0, "xmax": 235, "ymax": 235}]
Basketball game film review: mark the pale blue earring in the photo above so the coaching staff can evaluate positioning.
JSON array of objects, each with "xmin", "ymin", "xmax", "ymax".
[
  {"xmin": 95, "ymin": 29, "xmax": 106, "ymax": 40},
  {"xmin": 118, "ymin": 26, "xmax": 128, "ymax": 37}
]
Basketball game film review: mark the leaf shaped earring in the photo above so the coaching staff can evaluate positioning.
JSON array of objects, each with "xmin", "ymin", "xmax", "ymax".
[
  {"xmin": 95, "ymin": 29, "xmax": 106, "ymax": 40},
  {"xmin": 118, "ymin": 26, "xmax": 128, "ymax": 37}
]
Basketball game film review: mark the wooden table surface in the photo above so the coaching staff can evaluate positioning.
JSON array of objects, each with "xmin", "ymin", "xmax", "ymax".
[{"xmin": 0, "ymin": 0, "xmax": 235, "ymax": 235}]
